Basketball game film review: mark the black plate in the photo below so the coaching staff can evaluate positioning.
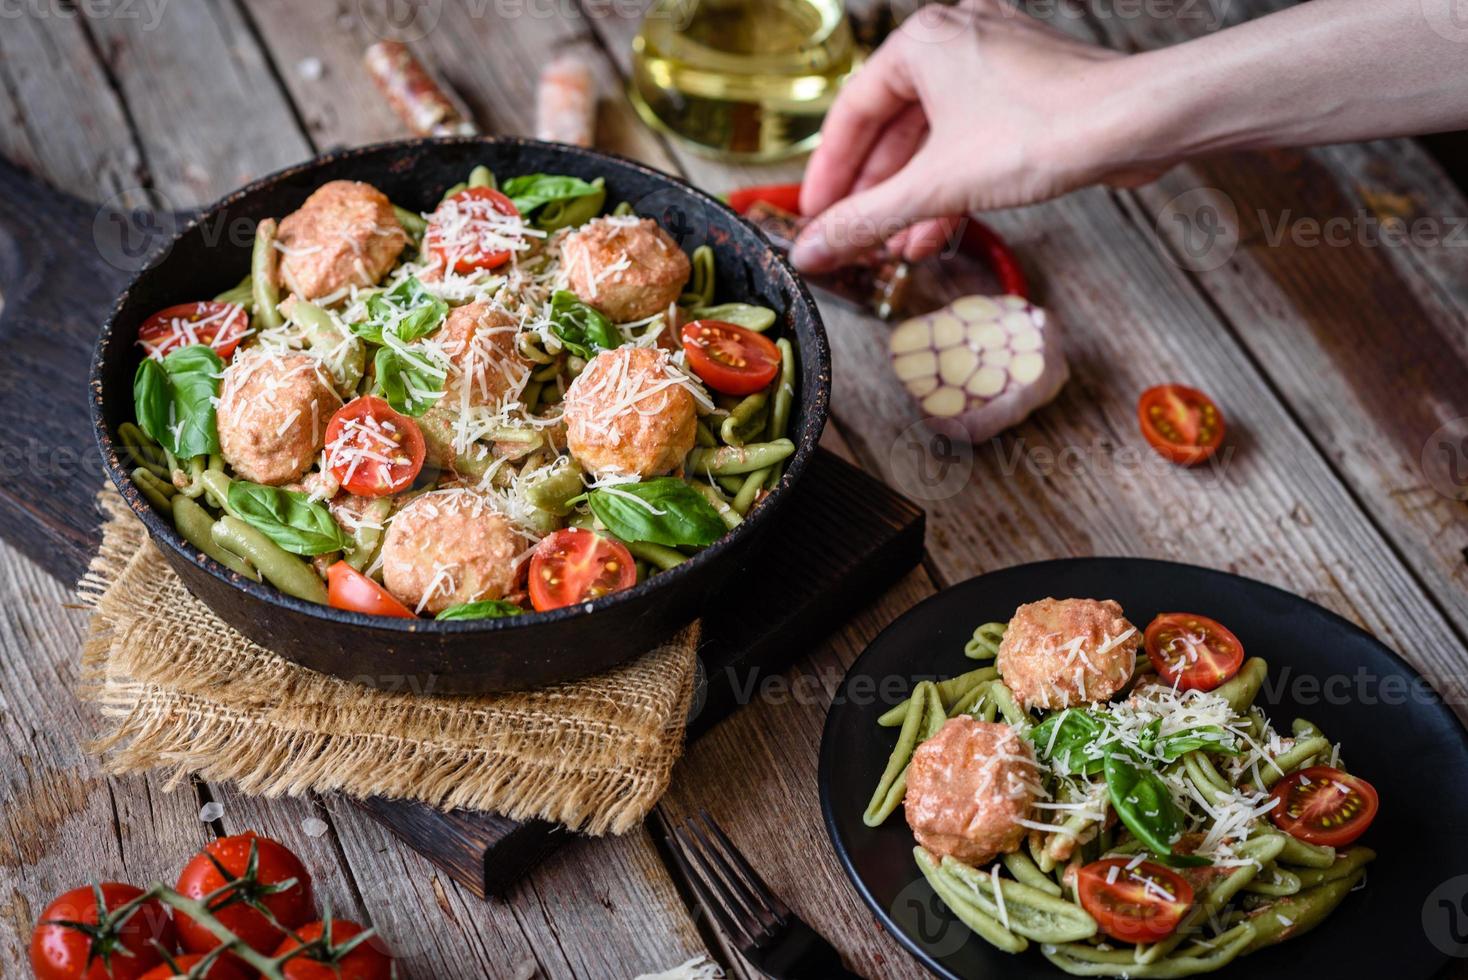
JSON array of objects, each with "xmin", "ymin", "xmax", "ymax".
[
  {"xmin": 89, "ymin": 137, "xmax": 829, "ymax": 693},
  {"xmin": 820, "ymin": 558, "xmax": 1468, "ymax": 979}
]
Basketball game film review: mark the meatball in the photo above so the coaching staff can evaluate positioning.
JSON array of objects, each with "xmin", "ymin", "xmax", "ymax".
[
  {"xmin": 276, "ymin": 180, "xmax": 407, "ymax": 301},
  {"xmin": 905, "ymin": 716, "xmax": 1040, "ymax": 865},
  {"xmin": 218, "ymin": 349, "xmax": 341, "ymax": 485},
  {"xmin": 997, "ymin": 597, "xmax": 1141, "ymax": 710},
  {"xmin": 435, "ymin": 300, "xmax": 532, "ymax": 411},
  {"xmin": 562, "ymin": 347, "xmax": 698, "ymax": 478},
  {"xmin": 561, "ymin": 216, "xmax": 690, "ymax": 323},
  {"xmin": 380, "ymin": 489, "xmax": 526, "ymax": 613}
]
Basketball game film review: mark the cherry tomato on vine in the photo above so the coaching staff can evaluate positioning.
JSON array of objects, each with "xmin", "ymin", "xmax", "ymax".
[
  {"xmin": 31, "ymin": 883, "xmax": 175, "ymax": 980},
  {"xmin": 680, "ymin": 320, "xmax": 782, "ymax": 396},
  {"xmin": 1076, "ymin": 858, "xmax": 1194, "ymax": 944},
  {"xmin": 1138, "ymin": 384, "xmax": 1225, "ymax": 466},
  {"xmin": 175, "ymin": 832, "xmax": 313, "ymax": 957},
  {"xmin": 1269, "ymin": 765, "xmax": 1379, "ymax": 847},
  {"xmin": 274, "ymin": 920, "xmax": 394, "ymax": 980},
  {"xmin": 1144, "ymin": 612, "xmax": 1245, "ymax": 691},
  {"xmin": 527, "ymin": 528, "xmax": 636, "ymax": 612},
  {"xmin": 138, "ymin": 955, "xmax": 249, "ymax": 980}
]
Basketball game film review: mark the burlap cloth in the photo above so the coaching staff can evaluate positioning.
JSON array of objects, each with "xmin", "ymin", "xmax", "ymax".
[{"xmin": 76, "ymin": 490, "xmax": 698, "ymax": 835}]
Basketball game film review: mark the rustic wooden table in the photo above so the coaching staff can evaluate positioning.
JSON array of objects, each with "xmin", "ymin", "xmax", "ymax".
[{"xmin": 3, "ymin": 1, "xmax": 1467, "ymax": 978}]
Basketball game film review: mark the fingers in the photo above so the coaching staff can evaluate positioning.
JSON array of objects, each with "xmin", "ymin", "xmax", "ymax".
[
  {"xmin": 792, "ymin": 148, "xmax": 955, "ymax": 273},
  {"xmin": 799, "ymin": 36, "xmax": 918, "ymax": 218},
  {"xmin": 888, "ymin": 215, "xmax": 967, "ymax": 262},
  {"xmin": 851, "ymin": 105, "xmax": 929, "ymax": 195}
]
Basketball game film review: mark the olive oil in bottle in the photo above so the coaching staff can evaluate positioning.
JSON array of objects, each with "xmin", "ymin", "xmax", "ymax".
[{"xmin": 630, "ymin": 0, "xmax": 858, "ymax": 161}]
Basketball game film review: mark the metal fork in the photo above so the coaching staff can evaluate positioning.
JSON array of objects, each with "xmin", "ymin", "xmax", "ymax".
[{"xmin": 661, "ymin": 810, "xmax": 863, "ymax": 979}]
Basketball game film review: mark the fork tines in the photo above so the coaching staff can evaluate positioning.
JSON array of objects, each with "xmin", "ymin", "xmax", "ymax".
[{"xmin": 666, "ymin": 810, "xmax": 791, "ymax": 951}]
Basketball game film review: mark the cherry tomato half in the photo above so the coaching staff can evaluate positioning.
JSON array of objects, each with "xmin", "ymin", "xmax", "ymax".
[
  {"xmin": 274, "ymin": 920, "xmax": 394, "ymax": 980},
  {"xmin": 1269, "ymin": 765, "xmax": 1379, "ymax": 848},
  {"xmin": 425, "ymin": 186, "xmax": 521, "ymax": 273},
  {"xmin": 31, "ymin": 883, "xmax": 176, "ymax": 980},
  {"xmin": 528, "ymin": 528, "xmax": 637, "ymax": 612},
  {"xmin": 325, "ymin": 396, "xmax": 426, "ymax": 497},
  {"xmin": 1144, "ymin": 612, "xmax": 1244, "ymax": 692},
  {"xmin": 1076, "ymin": 858, "xmax": 1195, "ymax": 944},
  {"xmin": 138, "ymin": 302, "xmax": 249, "ymax": 361},
  {"xmin": 680, "ymin": 320, "xmax": 782, "ymax": 396},
  {"xmin": 327, "ymin": 561, "xmax": 416, "ymax": 619},
  {"xmin": 139, "ymin": 955, "xmax": 250, "ymax": 980},
  {"xmin": 175, "ymin": 832, "xmax": 313, "ymax": 957},
  {"xmin": 1138, "ymin": 384, "xmax": 1225, "ymax": 466},
  {"xmin": 726, "ymin": 183, "xmax": 803, "ymax": 216}
]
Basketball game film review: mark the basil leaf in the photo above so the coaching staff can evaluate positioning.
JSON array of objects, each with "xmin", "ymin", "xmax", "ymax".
[
  {"xmin": 373, "ymin": 345, "xmax": 444, "ymax": 417},
  {"xmin": 587, "ymin": 478, "xmax": 725, "ymax": 548},
  {"xmin": 534, "ymin": 177, "xmax": 606, "ymax": 231},
  {"xmin": 1104, "ymin": 749, "xmax": 1193, "ymax": 861},
  {"xmin": 227, "ymin": 481, "xmax": 349, "ymax": 555},
  {"xmin": 132, "ymin": 344, "xmax": 224, "ymax": 459},
  {"xmin": 1154, "ymin": 725, "xmax": 1240, "ymax": 763},
  {"xmin": 549, "ymin": 290, "xmax": 622, "ymax": 357},
  {"xmin": 1028, "ymin": 710, "xmax": 1108, "ymax": 775},
  {"xmin": 354, "ymin": 276, "xmax": 447, "ymax": 345},
  {"xmin": 435, "ymin": 599, "xmax": 525, "ymax": 621},
  {"xmin": 502, "ymin": 173, "xmax": 603, "ymax": 219}
]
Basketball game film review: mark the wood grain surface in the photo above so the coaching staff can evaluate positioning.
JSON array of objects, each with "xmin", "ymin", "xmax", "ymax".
[{"xmin": 1, "ymin": 0, "xmax": 1465, "ymax": 978}]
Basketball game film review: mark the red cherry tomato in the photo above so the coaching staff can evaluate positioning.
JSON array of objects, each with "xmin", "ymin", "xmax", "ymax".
[
  {"xmin": 31, "ymin": 883, "xmax": 176, "ymax": 980},
  {"xmin": 680, "ymin": 320, "xmax": 782, "ymax": 396},
  {"xmin": 138, "ymin": 955, "xmax": 250, "ymax": 980},
  {"xmin": 1144, "ymin": 613, "xmax": 1245, "ymax": 692},
  {"xmin": 138, "ymin": 302, "xmax": 249, "ymax": 361},
  {"xmin": 1138, "ymin": 384, "xmax": 1226, "ymax": 466},
  {"xmin": 528, "ymin": 528, "xmax": 637, "ymax": 612},
  {"xmin": 327, "ymin": 561, "xmax": 416, "ymax": 619},
  {"xmin": 324, "ymin": 396, "xmax": 426, "ymax": 497},
  {"xmin": 274, "ymin": 920, "xmax": 394, "ymax": 980},
  {"xmin": 175, "ymin": 832, "xmax": 313, "ymax": 957},
  {"xmin": 1076, "ymin": 858, "xmax": 1195, "ymax": 944},
  {"xmin": 1269, "ymin": 765, "xmax": 1379, "ymax": 848},
  {"xmin": 727, "ymin": 183, "xmax": 803, "ymax": 216},
  {"xmin": 425, "ymin": 186, "xmax": 521, "ymax": 273}
]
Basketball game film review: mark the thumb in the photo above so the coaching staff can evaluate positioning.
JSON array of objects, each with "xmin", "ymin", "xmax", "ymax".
[{"xmin": 790, "ymin": 151, "xmax": 953, "ymax": 273}]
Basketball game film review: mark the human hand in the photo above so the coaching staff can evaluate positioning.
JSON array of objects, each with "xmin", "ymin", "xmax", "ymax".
[{"xmin": 792, "ymin": 0, "xmax": 1164, "ymax": 273}]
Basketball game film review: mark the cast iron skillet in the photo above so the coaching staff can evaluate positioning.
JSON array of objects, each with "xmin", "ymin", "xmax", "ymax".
[
  {"xmin": 90, "ymin": 137, "xmax": 830, "ymax": 694},
  {"xmin": 820, "ymin": 559, "xmax": 1468, "ymax": 979}
]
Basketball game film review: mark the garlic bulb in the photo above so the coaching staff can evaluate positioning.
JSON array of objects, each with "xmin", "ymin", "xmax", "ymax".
[{"xmin": 890, "ymin": 295, "xmax": 1069, "ymax": 443}]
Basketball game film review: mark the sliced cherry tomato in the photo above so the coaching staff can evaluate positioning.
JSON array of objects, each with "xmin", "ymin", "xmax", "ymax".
[
  {"xmin": 1138, "ymin": 384, "xmax": 1226, "ymax": 466},
  {"xmin": 528, "ymin": 528, "xmax": 637, "ymax": 612},
  {"xmin": 175, "ymin": 832, "xmax": 313, "ymax": 957},
  {"xmin": 31, "ymin": 883, "xmax": 176, "ymax": 980},
  {"xmin": 138, "ymin": 301, "xmax": 249, "ymax": 361},
  {"xmin": 274, "ymin": 920, "xmax": 394, "ymax": 980},
  {"xmin": 680, "ymin": 320, "xmax": 782, "ymax": 396},
  {"xmin": 727, "ymin": 182, "xmax": 803, "ymax": 216},
  {"xmin": 1076, "ymin": 858, "xmax": 1195, "ymax": 944},
  {"xmin": 327, "ymin": 561, "xmax": 416, "ymax": 619},
  {"xmin": 138, "ymin": 955, "xmax": 250, "ymax": 980},
  {"xmin": 425, "ymin": 186, "xmax": 521, "ymax": 273},
  {"xmin": 1269, "ymin": 765, "xmax": 1379, "ymax": 847},
  {"xmin": 1144, "ymin": 612, "xmax": 1244, "ymax": 692},
  {"xmin": 324, "ymin": 396, "xmax": 426, "ymax": 497}
]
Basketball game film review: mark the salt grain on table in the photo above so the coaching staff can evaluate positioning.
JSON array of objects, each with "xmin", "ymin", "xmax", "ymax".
[
  {"xmin": 198, "ymin": 801, "xmax": 224, "ymax": 822},
  {"xmin": 301, "ymin": 816, "xmax": 329, "ymax": 838}
]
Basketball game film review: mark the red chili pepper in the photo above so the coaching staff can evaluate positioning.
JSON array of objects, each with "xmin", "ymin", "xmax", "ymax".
[
  {"xmin": 727, "ymin": 183, "xmax": 804, "ymax": 216},
  {"xmin": 726, "ymin": 182, "xmax": 1029, "ymax": 299}
]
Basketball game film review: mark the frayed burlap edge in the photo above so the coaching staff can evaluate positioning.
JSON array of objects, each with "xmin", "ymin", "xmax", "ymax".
[{"xmin": 77, "ymin": 490, "xmax": 697, "ymax": 836}]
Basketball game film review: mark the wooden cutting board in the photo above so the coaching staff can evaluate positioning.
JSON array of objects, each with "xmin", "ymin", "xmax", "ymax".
[{"xmin": 0, "ymin": 155, "xmax": 924, "ymax": 896}]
